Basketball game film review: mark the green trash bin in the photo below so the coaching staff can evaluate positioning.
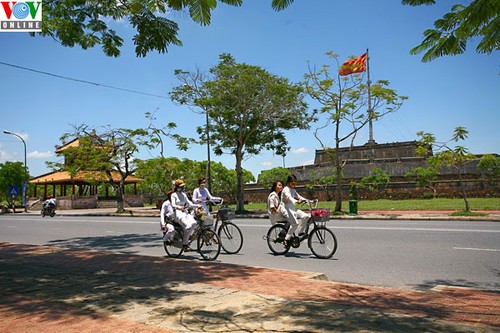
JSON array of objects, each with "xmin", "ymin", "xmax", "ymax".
[{"xmin": 348, "ymin": 200, "xmax": 358, "ymax": 215}]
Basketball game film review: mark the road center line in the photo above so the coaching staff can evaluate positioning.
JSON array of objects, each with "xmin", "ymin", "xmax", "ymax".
[{"xmin": 453, "ymin": 247, "xmax": 500, "ymax": 252}]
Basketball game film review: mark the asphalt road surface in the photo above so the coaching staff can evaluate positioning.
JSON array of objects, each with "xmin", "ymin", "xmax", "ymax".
[{"xmin": 1, "ymin": 214, "xmax": 499, "ymax": 291}]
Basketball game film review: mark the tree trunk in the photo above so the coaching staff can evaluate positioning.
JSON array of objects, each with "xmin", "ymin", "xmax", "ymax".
[
  {"xmin": 457, "ymin": 168, "xmax": 470, "ymax": 212},
  {"xmin": 115, "ymin": 181, "xmax": 125, "ymax": 213},
  {"xmin": 334, "ymin": 118, "xmax": 343, "ymax": 212},
  {"xmin": 235, "ymin": 145, "xmax": 245, "ymax": 213}
]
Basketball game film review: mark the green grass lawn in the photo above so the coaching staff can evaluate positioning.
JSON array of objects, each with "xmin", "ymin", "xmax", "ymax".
[{"xmin": 241, "ymin": 198, "xmax": 500, "ymax": 212}]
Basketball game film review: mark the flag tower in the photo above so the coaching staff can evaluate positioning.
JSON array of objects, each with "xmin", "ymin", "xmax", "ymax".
[{"xmin": 339, "ymin": 49, "xmax": 375, "ymax": 144}]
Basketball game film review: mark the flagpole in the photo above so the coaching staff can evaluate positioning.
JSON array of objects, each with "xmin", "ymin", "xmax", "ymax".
[{"xmin": 366, "ymin": 48, "xmax": 375, "ymax": 145}]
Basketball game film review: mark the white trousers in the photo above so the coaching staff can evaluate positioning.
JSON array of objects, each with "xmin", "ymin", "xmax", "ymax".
[{"xmin": 176, "ymin": 211, "xmax": 198, "ymax": 245}]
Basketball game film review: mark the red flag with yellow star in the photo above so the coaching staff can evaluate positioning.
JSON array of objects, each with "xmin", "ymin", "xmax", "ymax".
[{"xmin": 339, "ymin": 53, "xmax": 367, "ymax": 76}]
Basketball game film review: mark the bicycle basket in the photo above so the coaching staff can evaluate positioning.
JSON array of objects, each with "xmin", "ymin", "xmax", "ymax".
[
  {"xmin": 218, "ymin": 207, "xmax": 235, "ymax": 221},
  {"xmin": 203, "ymin": 215, "xmax": 214, "ymax": 227},
  {"xmin": 311, "ymin": 208, "xmax": 330, "ymax": 222}
]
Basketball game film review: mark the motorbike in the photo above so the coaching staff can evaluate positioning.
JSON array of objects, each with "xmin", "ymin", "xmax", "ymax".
[{"xmin": 41, "ymin": 201, "xmax": 56, "ymax": 217}]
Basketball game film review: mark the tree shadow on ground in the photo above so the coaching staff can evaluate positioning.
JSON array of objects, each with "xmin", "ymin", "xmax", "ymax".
[
  {"xmin": 0, "ymin": 243, "xmax": 496, "ymax": 332},
  {"xmin": 46, "ymin": 233, "xmax": 160, "ymax": 254}
]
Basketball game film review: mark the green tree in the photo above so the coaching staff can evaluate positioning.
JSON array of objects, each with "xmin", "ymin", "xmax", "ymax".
[
  {"xmin": 135, "ymin": 156, "xmax": 184, "ymax": 203},
  {"xmin": 405, "ymin": 166, "xmax": 439, "ymax": 197},
  {"xmin": 0, "ymin": 161, "xmax": 27, "ymax": 206},
  {"xmin": 55, "ymin": 123, "xmax": 187, "ymax": 213},
  {"xmin": 37, "ymin": 0, "xmax": 303, "ymax": 57},
  {"xmin": 402, "ymin": 0, "xmax": 500, "ymax": 62},
  {"xmin": 477, "ymin": 153, "xmax": 500, "ymax": 181},
  {"xmin": 417, "ymin": 126, "xmax": 476, "ymax": 212},
  {"xmin": 257, "ymin": 167, "xmax": 292, "ymax": 190},
  {"xmin": 304, "ymin": 51, "xmax": 407, "ymax": 212},
  {"xmin": 307, "ymin": 172, "xmax": 337, "ymax": 201},
  {"xmin": 360, "ymin": 168, "xmax": 390, "ymax": 195},
  {"xmin": 170, "ymin": 53, "xmax": 313, "ymax": 213}
]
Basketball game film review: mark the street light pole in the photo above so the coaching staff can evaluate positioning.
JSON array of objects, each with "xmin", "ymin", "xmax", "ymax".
[{"xmin": 3, "ymin": 130, "xmax": 28, "ymax": 212}]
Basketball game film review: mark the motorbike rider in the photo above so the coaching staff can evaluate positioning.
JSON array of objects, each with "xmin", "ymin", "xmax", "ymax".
[
  {"xmin": 43, "ymin": 196, "xmax": 57, "ymax": 210},
  {"xmin": 282, "ymin": 175, "xmax": 311, "ymax": 239},
  {"xmin": 170, "ymin": 179, "xmax": 199, "ymax": 251}
]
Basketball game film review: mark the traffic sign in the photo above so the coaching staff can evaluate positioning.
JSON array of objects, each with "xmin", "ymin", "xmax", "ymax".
[{"xmin": 8, "ymin": 185, "xmax": 19, "ymax": 196}]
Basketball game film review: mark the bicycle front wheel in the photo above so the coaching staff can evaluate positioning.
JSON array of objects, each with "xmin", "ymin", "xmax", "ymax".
[
  {"xmin": 197, "ymin": 228, "xmax": 221, "ymax": 261},
  {"xmin": 218, "ymin": 222, "xmax": 243, "ymax": 254},
  {"xmin": 163, "ymin": 229, "xmax": 183, "ymax": 258},
  {"xmin": 308, "ymin": 226, "xmax": 337, "ymax": 259},
  {"xmin": 266, "ymin": 224, "xmax": 290, "ymax": 255}
]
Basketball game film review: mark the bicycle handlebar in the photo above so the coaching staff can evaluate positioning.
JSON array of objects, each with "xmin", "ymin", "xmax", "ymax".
[
  {"xmin": 303, "ymin": 199, "xmax": 319, "ymax": 209},
  {"xmin": 205, "ymin": 198, "xmax": 224, "ymax": 206}
]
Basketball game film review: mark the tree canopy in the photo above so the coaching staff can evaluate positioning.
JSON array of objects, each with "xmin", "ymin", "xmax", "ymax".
[
  {"xmin": 37, "ymin": 0, "xmax": 296, "ymax": 57},
  {"xmin": 402, "ymin": 0, "xmax": 500, "ymax": 61},
  {"xmin": 171, "ymin": 53, "xmax": 314, "ymax": 212}
]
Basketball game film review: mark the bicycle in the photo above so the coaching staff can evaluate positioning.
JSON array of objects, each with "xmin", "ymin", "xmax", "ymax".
[
  {"xmin": 265, "ymin": 199, "xmax": 338, "ymax": 259},
  {"xmin": 163, "ymin": 207, "xmax": 221, "ymax": 261},
  {"xmin": 203, "ymin": 199, "xmax": 243, "ymax": 254}
]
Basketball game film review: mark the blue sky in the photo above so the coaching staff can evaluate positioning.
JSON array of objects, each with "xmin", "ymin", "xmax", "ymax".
[{"xmin": 1, "ymin": 0, "xmax": 499, "ymax": 182}]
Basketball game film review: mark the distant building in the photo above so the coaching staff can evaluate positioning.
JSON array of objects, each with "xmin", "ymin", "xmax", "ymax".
[{"xmin": 244, "ymin": 141, "xmax": 498, "ymax": 202}]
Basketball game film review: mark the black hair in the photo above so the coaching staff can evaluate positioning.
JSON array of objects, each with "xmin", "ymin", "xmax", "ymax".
[
  {"xmin": 270, "ymin": 180, "xmax": 284, "ymax": 198},
  {"xmin": 286, "ymin": 174, "xmax": 297, "ymax": 184},
  {"xmin": 198, "ymin": 177, "xmax": 207, "ymax": 185}
]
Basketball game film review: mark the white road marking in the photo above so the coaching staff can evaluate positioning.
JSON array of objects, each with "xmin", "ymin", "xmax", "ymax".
[{"xmin": 453, "ymin": 247, "xmax": 500, "ymax": 252}]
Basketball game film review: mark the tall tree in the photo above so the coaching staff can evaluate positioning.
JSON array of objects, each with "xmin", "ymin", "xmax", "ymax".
[
  {"xmin": 304, "ymin": 51, "xmax": 407, "ymax": 212},
  {"xmin": 170, "ymin": 53, "xmax": 314, "ymax": 213},
  {"xmin": 417, "ymin": 126, "xmax": 477, "ymax": 212}
]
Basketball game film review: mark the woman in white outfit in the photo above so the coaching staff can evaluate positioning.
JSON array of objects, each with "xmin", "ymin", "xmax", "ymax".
[
  {"xmin": 160, "ymin": 191, "xmax": 175, "ymax": 242},
  {"xmin": 170, "ymin": 179, "xmax": 198, "ymax": 251},
  {"xmin": 192, "ymin": 177, "xmax": 221, "ymax": 214},
  {"xmin": 267, "ymin": 180, "xmax": 289, "ymax": 226},
  {"xmin": 281, "ymin": 175, "xmax": 310, "ymax": 239}
]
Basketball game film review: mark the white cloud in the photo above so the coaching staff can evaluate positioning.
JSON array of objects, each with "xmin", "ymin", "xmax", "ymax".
[
  {"xmin": 260, "ymin": 161, "xmax": 273, "ymax": 167},
  {"xmin": 28, "ymin": 151, "xmax": 53, "ymax": 159},
  {"xmin": 291, "ymin": 147, "xmax": 309, "ymax": 154}
]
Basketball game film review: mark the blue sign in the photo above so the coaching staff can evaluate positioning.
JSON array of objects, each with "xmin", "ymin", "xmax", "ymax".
[{"xmin": 8, "ymin": 185, "xmax": 19, "ymax": 196}]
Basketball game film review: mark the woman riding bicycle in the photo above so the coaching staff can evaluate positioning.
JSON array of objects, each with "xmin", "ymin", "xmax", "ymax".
[
  {"xmin": 170, "ymin": 179, "xmax": 199, "ymax": 252},
  {"xmin": 282, "ymin": 175, "xmax": 311, "ymax": 238},
  {"xmin": 192, "ymin": 177, "xmax": 222, "ymax": 214}
]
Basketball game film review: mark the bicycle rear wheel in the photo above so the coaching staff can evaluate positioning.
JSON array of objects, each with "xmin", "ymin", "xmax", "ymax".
[
  {"xmin": 163, "ymin": 229, "xmax": 184, "ymax": 258},
  {"xmin": 218, "ymin": 222, "xmax": 243, "ymax": 254},
  {"xmin": 197, "ymin": 228, "xmax": 221, "ymax": 261},
  {"xmin": 308, "ymin": 226, "xmax": 337, "ymax": 259},
  {"xmin": 266, "ymin": 224, "xmax": 290, "ymax": 255}
]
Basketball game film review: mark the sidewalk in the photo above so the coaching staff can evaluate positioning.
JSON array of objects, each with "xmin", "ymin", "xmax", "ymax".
[{"xmin": 0, "ymin": 242, "xmax": 498, "ymax": 332}]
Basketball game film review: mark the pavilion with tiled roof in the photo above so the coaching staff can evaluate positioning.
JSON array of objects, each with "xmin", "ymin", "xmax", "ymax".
[{"xmin": 29, "ymin": 138, "xmax": 143, "ymax": 209}]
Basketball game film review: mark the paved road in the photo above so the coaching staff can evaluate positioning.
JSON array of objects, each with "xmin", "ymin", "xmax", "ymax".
[{"xmin": 1, "ymin": 214, "xmax": 499, "ymax": 291}]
